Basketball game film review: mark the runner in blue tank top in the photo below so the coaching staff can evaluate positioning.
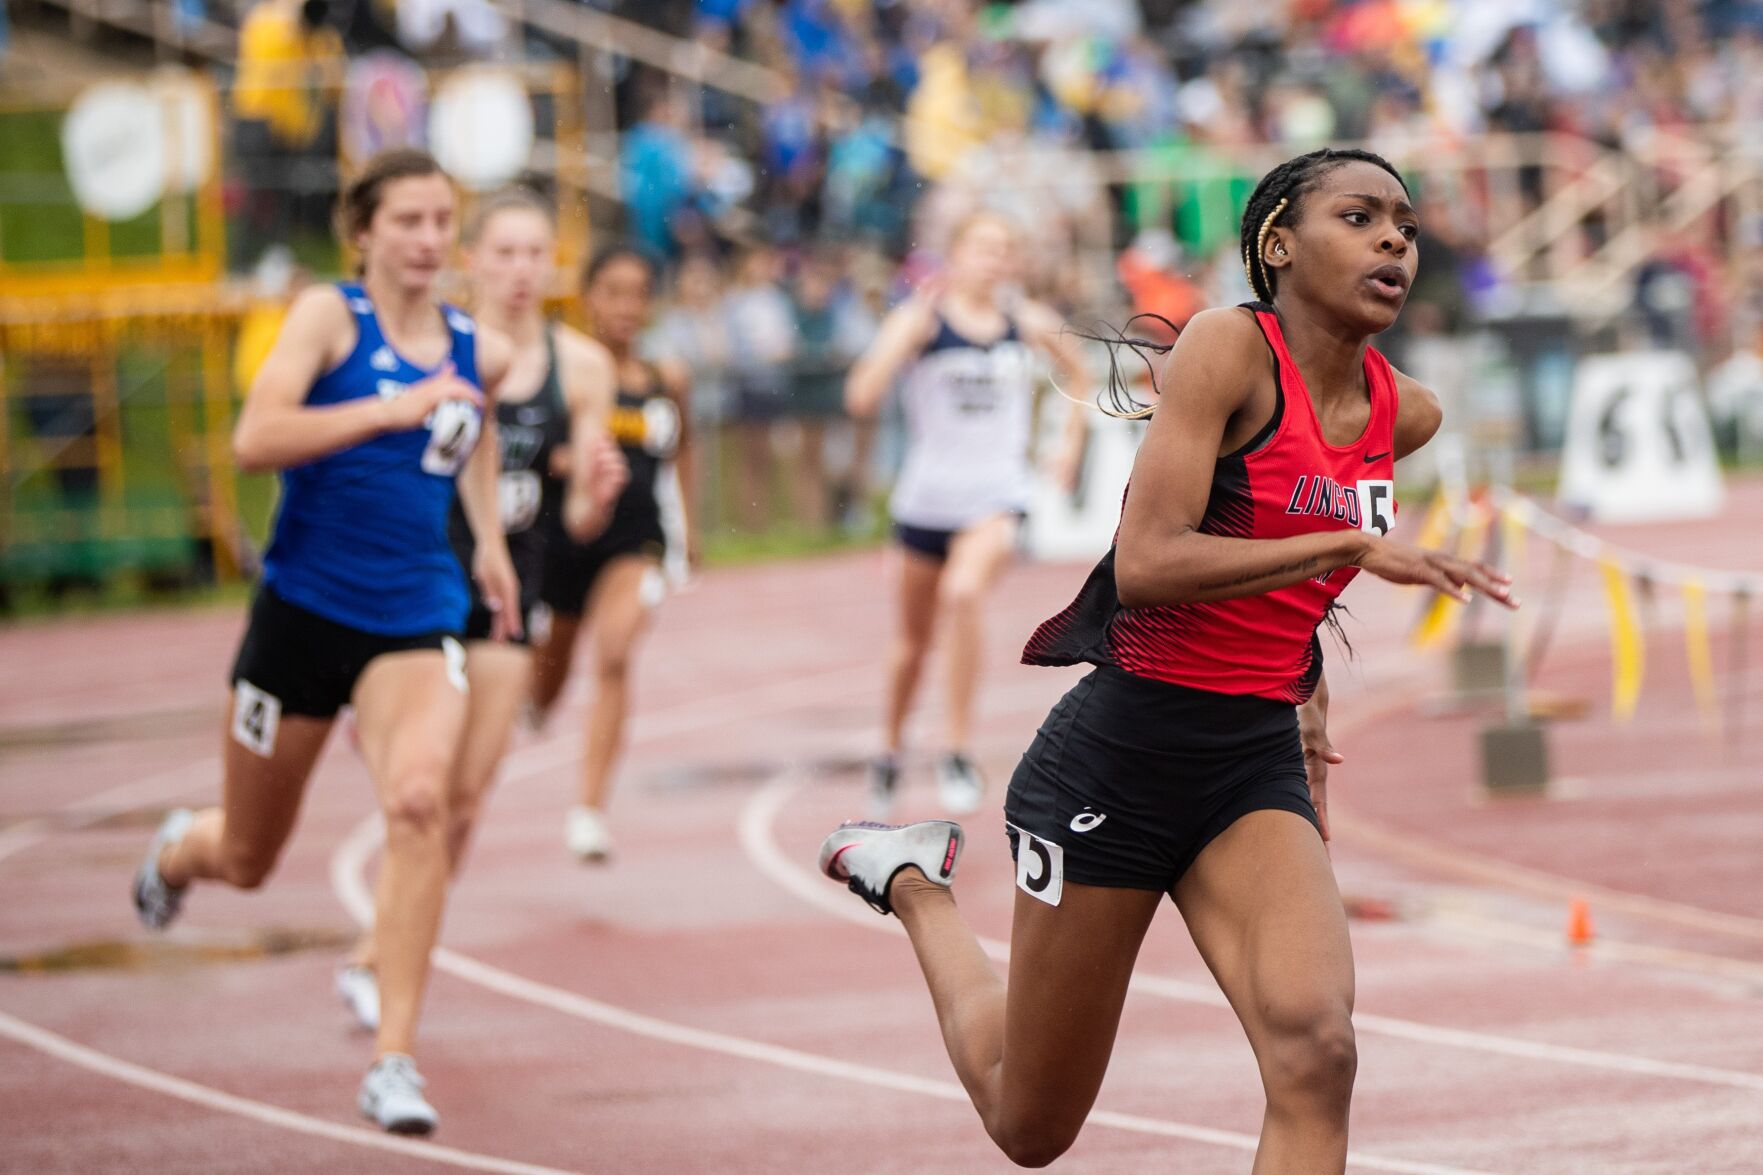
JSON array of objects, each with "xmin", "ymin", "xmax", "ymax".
[
  {"xmin": 128, "ymin": 150, "xmax": 525, "ymax": 1136},
  {"xmin": 335, "ymin": 186, "xmax": 627, "ymax": 1033}
]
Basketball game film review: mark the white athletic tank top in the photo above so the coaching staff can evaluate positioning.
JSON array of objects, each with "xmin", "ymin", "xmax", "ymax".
[{"xmin": 889, "ymin": 313, "xmax": 1038, "ymax": 530}]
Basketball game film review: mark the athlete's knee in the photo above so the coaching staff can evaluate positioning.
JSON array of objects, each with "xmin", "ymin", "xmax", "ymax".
[
  {"xmin": 938, "ymin": 575, "xmax": 985, "ymax": 614},
  {"xmin": 595, "ymin": 641, "xmax": 637, "ymax": 683},
  {"xmin": 217, "ymin": 842, "xmax": 280, "ymax": 890},
  {"xmin": 1261, "ymin": 1001, "xmax": 1357, "ymax": 1106},
  {"xmin": 382, "ymin": 762, "xmax": 451, "ymax": 840},
  {"xmin": 990, "ymin": 1113, "xmax": 1081, "ymax": 1168}
]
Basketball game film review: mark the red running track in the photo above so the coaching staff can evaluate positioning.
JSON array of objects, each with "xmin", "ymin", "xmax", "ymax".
[{"xmin": 3, "ymin": 484, "xmax": 1763, "ymax": 1173}]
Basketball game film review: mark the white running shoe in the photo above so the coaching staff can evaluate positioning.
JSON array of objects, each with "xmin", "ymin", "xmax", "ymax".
[
  {"xmin": 565, "ymin": 805, "xmax": 613, "ymax": 862},
  {"xmin": 336, "ymin": 965, "xmax": 380, "ymax": 1033},
  {"xmin": 818, "ymin": 820, "xmax": 964, "ymax": 916},
  {"xmin": 865, "ymin": 756, "xmax": 900, "ymax": 822},
  {"xmin": 936, "ymin": 753, "xmax": 986, "ymax": 816},
  {"xmin": 358, "ymin": 1053, "xmax": 438, "ymax": 1135},
  {"xmin": 132, "ymin": 808, "xmax": 195, "ymax": 931}
]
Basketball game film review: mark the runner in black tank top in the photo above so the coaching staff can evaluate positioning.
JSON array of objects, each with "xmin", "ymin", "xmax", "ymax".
[
  {"xmin": 530, "ymin": 243, "xmax": 692, "ymax": 864},
  {"xmin": 449, "ymin": 325, "xmax": 571, "ymax": 644},
  {"xmin": 337, "ymin": 189, "xmax": 624, "ymax": 1038},
  {"xmin": 816, "ymin": 151, "xmax": 1516, "ymax": 1171}
]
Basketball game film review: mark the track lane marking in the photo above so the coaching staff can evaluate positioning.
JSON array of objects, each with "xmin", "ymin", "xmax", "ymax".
[
  {"xmin": 331, "ymin": 814, "xmax": 1497, "ymax": 1175},
  {"xmin": 739, "ymin": 770, "xmax": 1763, "ymax": 1095}
]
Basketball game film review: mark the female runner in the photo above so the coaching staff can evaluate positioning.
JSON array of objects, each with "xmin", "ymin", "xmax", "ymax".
[
  {"xmin": 820, "ymin": 149, "xmax": 1518, "ymax": 1170},
  {"xmin": 527, "ymin": 245, "xmax": 692, "ymax": 862},
  {"xmin": 131, "ymin": 149, "xmax": 518, "ymax": 1135},
  {"xmin": 844, "ymin": 208, "xmax": 1090, "ymax": 818},
  {"xmin": 334, "ymin": 186, "xmax": 627, "ymax": 1031}
]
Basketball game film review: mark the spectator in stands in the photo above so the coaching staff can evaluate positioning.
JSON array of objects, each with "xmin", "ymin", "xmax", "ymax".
[
  {"xmin": 723, "ymin": 242, "xmax": 798, "ymax": 531},
  {"xmin": 620, "ymin": 86, "xmax": 699, "ymax": 260},
  {"xmin": 231, "ymin": 0, "xmax": 344, "ymax": 267}
]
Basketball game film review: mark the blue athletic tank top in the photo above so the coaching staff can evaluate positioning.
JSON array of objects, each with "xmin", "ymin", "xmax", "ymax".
[{"xmin": 261, "ymin": 282, "xmax": 483, "ymax": 636}]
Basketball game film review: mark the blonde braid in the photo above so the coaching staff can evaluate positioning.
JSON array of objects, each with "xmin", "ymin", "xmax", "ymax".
[{"xmin": 1252, "ymin": 197, "xmax": 1289, "ymax": 302}]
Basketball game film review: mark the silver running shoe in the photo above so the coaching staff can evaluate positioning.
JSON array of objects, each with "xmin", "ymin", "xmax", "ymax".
[
  {"xmin": 936, "ymin": 753, "xmax": 986, "ymax": 816},
  {"xmin": 865, "ymin": 756, "xmax": 900, "ymax": 822},
  {"xmin": 565, "ymin": 805, "xmax": 613, "ymax": 862},
  {"xmin": 358, "ymin": 1053, "xmax": 438, "ymax": 1135},
  {"xmin": 336, "ymin": 965, "xmax": 380, "ymax": 1033},
  {"xmin": 132, "ymin": 808, "xmax": 195, "ymax": 931},
  {"xmin": 818, "ymin": 820, "xmax": 964, "ymax": 916}
]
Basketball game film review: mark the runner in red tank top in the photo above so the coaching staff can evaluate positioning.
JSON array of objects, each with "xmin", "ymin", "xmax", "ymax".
[{"xmin": 817, "ymin": 149, "xmax": 1518, "ymax": 1171}]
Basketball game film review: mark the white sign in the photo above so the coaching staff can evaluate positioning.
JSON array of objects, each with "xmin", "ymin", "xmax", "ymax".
[
  {"xmin": 62, "ymin": 82, "xmax": 166, "ymax": 221},
  {"xmin": 429, "ymin": 67, "xmax": 533, "ymax": 192},
  {"xmin": 1024, "ymin": 406, "xmax": 1143, "ymax": 561},
  {"xmin": 1557, "ymin": 350, "xmax": 1723, "ymax": 524}
]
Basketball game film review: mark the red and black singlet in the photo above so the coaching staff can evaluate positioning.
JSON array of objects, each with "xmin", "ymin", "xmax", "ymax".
[{"xmin": 1022, "ymin": 302, "xmax": 1400, "ymax": 704}]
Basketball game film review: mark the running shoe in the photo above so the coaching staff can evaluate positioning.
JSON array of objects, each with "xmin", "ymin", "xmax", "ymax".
[
  {"xmin": 936, "ymin": 752, "xmax": 986, "ymax": 816},
  {"xmin": 358, "ymin": 1053, "xmax": 438, "ymax": 1135},
  {"xmin": 336, "ymin": 964, "xmax": 380, "ymax": 1033},
  {"xmin": 565, "ymin": 805, "xmax": 613, "ymax": 862},
  {"xmin": 866, "ymin": 755, "xmax": 901, "ymax": 822},
  {"xmin": 817, "ymin": 820, "xmax": 964, "ymax": 916},
  {"xmin": 132, "ymin": 808, "xmax": 195, "ymax": 932}
]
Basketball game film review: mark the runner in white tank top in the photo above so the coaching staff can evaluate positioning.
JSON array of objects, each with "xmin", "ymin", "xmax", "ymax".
[
  {"xmin": 890, "ymin": 312, "xmax": 1039, "ymax": 529},
  {"xmin": 846, "ymin": 208, "xmax": 1091, "ymax": 818}
]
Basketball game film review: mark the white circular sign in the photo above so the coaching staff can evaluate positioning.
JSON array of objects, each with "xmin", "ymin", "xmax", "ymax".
[
  {"xmin": 150, "ymin": 68, "xmax": 216, "ymax": 193},
  {"xmin": 429, "ymin": 67, "xmax": 533, "ymax": 191},
  {"xmin": 62, "ymin": 82, "xmax": 166, "ymax": 221}
]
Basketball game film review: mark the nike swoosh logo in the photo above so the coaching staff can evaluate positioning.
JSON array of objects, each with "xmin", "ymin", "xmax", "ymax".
[{"xmin": 1364, "ymin": 451, "xmax": 1391, "ymax": 463}]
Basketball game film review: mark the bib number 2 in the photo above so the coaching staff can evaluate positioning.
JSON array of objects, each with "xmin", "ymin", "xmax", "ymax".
[{"xmin": 422, "ymin": 400, "xmax": 482, "ymax": 476}]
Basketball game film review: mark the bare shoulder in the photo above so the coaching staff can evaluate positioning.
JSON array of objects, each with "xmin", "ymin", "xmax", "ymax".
[
  {"xmin": 474, "ymin": 321, "xmax": 514, "ymax": 385},
  {"xmin": 1391, "ymin": 366, "xmax": 1443, "ymax": 456},
  {"xmin": 283, "ymin": 283, "xmax": 352, "ymax": 333},
  {"xmin": 272, "ymin": 284, "xmax": 355, "ymax": 368},
  {"xmin": 655, "ymin": 356, "xmax": 691, "ymax": 400},
  {"xmin": 1174, "ymin": 304, "xmax": 1263, "ymax": 354},
  {"xmin": 552, "ymin": 322, "xmax": 613, "ymax": 370},
  {"xmin": 1013, "ymin": 298, "xmax": 1066, "ymax": 337}
]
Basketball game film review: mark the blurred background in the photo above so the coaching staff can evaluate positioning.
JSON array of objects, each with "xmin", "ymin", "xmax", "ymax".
[{"xmin": 4, "ymin": 0, "xmax": 1763, "ymax": 612}]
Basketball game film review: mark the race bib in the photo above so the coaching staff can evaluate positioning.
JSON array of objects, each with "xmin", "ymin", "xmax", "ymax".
[
  {"xmin": 1008, "ymin": 824, "xmax": 1064, "ymax": 907},
  {"xmin": 231, "ymin": 680, "xmax": 281, "ymax": 758},
  {"xmin": 499, "ymin": 470, "xmax": 542, "ymax": 532},
  {"xmin": 421, "ymin": 399, "xmax": 482, "ymax": 476}
]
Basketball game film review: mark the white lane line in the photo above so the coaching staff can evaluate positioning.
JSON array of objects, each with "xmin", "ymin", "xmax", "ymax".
[
  {"xmin": 738, "ymin": 770, "xmax": 1763, "ymax": 1095},
  {"xmin": 1332, "ymin": 808, "xmax": 1763, "ymax": 944},
  {"xmin": 0, "ymin": 757, "xmax": 221, "ymax": 866},
  {"xmin": 333, "ymin": 817, "xmax": 1495, "ymax": 1175},
  {"xmin": 0, "ymin": 1011, "xmax": 581, "ymax": 1175}
]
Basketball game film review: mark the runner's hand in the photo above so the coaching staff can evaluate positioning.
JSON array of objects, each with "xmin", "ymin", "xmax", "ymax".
[
  {"xmin": 380, "ymin": 362, "xmax": 483, "ymax": 432},
  {"xmin": 1356, "ymin": 535, "xmax": 1519, "ymax": 608},
  {"xmin": 473, "ymin": 542, "xmax": 523, "ymax": 642},
  {"xmin": 1297, "ymin": 701, "xmax": 1343, "ymax": 842}
]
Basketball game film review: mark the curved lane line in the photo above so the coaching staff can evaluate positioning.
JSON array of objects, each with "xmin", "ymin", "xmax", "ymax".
[
  {"xmin": 333, "ymin": 817, "xmax": 1496, "ymax": 1175},
  {"xmin": 738, "ymin": 770, "xmax": 1763, "ymax": 1095},
  {"xmin": 0, "ymin": 1012, "xmax": 581, "ymax": 1175}
]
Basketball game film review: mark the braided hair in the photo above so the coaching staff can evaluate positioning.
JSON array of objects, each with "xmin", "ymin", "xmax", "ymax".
[
  {"xmin": 1080, "ymin": 147, "xmax": 1410, "ymax": 418},
  {"xmin": 1240, "ymin": 147, "xmax": 1408, "ymax": 304}
]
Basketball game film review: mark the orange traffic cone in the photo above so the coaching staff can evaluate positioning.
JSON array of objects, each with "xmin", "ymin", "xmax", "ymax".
[{"xmin": 1566, "ymin": 898, "xmax": 1595, "ymax": 947}]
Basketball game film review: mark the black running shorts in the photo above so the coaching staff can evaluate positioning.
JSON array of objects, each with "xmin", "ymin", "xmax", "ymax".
[
  {"xmin": 1003, "ymin": 666, "xmax": 1319, "ymax": 902},
  {"xmin": 228, "ymin": 588, "xmax": 461, "ymax": 741},
  {"xmin": 539, "ymin": 516, "xmax": 665, "ymax": 618}
]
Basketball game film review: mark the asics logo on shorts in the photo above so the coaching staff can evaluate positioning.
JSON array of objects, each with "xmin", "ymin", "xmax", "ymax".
[{"xmin": 1069, "ymin": 810, "xmax": 1107, "ymax": 833}]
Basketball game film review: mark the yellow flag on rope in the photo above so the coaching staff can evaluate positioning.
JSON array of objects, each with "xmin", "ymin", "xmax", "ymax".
[
  {"xmin": 1410, "ymin": 501, "xmax": 1490, "ymax": 649},
  {"xmin": 1500, "ymin": 505, "xmax": 1527, "ymax": 585},
  {"xmin": 1683, "ymin": 580, "xmax": 1719, "ymax": 734},
  {"xmin": 1600, "ymin": 559, "xmax": 1645, "ymax": 721}
]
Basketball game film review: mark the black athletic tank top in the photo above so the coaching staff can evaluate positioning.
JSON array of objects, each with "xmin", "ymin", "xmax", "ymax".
[
  {"xmin": 603, "ymin": 361, "xmax": 682, "ymax": 536},
  {"xmin": 450, "ymin": 327, "xmax": 571, "ymax": 590}
]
